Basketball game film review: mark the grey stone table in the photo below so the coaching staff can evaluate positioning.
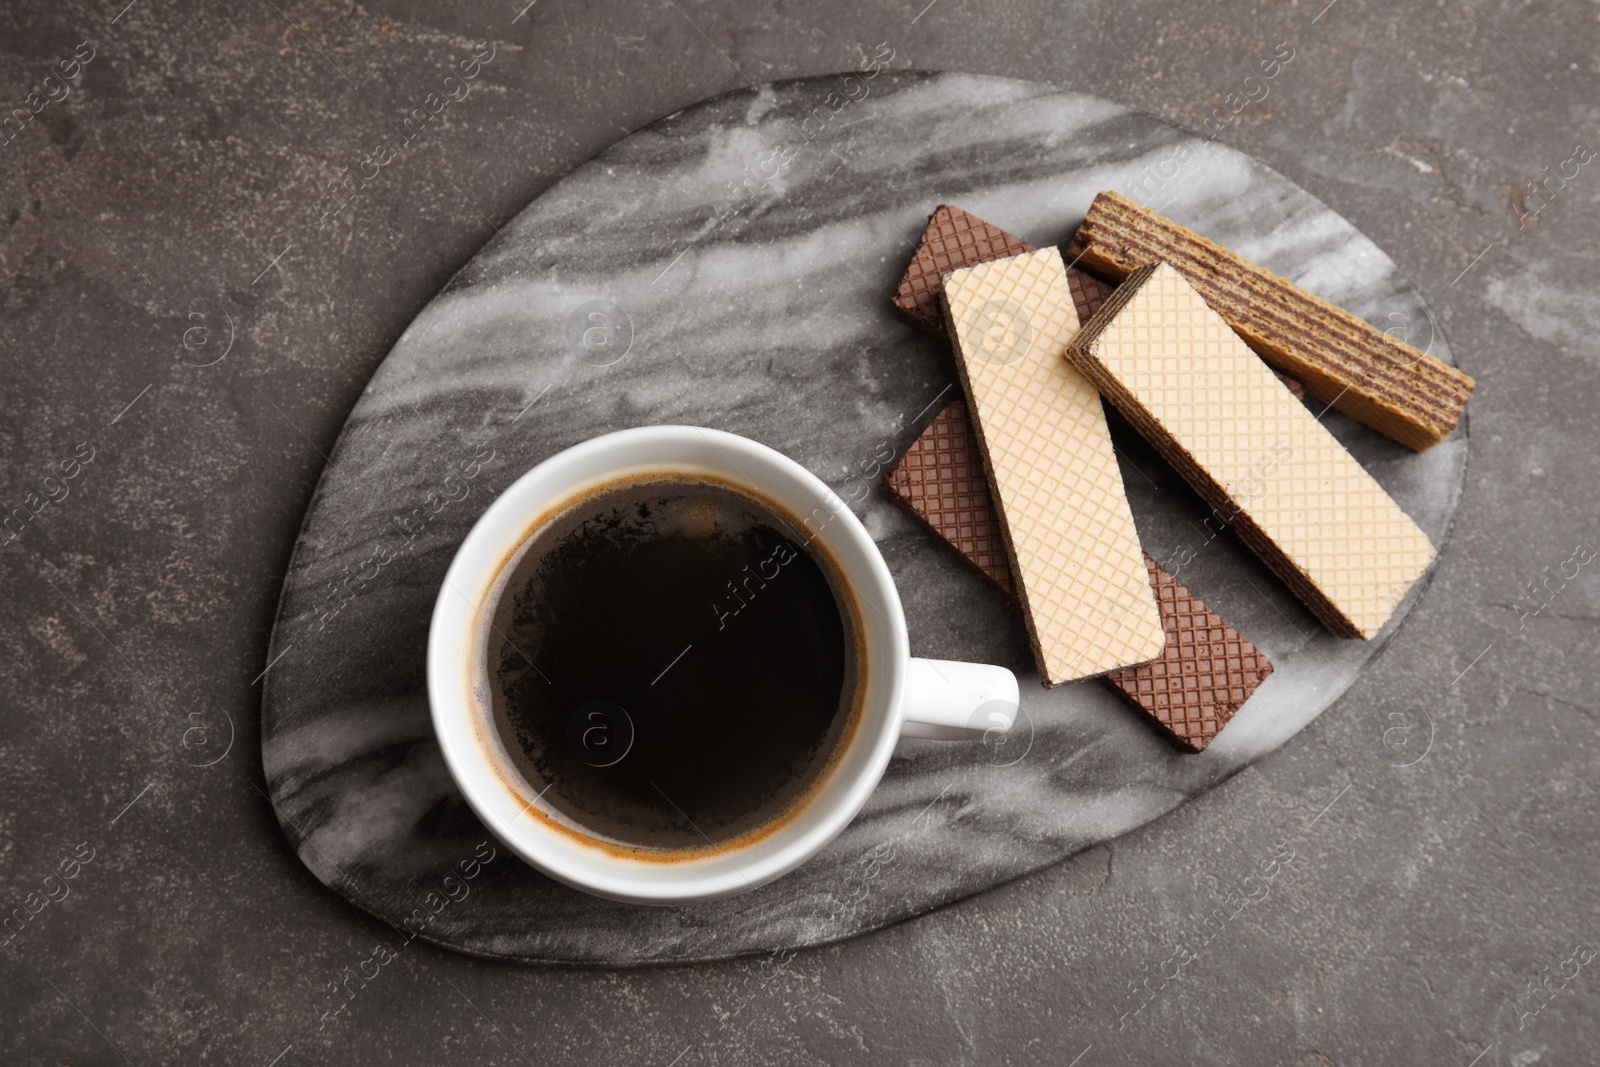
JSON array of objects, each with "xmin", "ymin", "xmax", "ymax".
[
  {"xmin": 3, "ymin": 2, "xmax": 1596, "ymax": 1065},
  {"xmin": 261, "ymin": 71, "xmax": 1464, "ymax": 965}
]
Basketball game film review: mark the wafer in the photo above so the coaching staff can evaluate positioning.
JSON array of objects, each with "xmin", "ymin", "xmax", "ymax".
[
  {"xmin": 940, "ymin": 248, "xmax": 1164, "ymax": 684},
  {"xmin": 1102, "ymin": 555, "xmax": 1274, "ymax": 751},
  {"xmin": 882, "ymin": 401, "xmax": 1016, "ymax": 598},
  {"xmin": 892, "ymin": 204, "xmax": 1306, "ymax": 400},
  {"xmin": 1066, "ymin": 190, "xmax": 1473, "ymax": 451},
  {"xmin": 892, "ymin": 205, "xmax": 1037, "ymax": 336},
  {"xmin": 1067, "ymin": 262, "xmax": 1436, "ymax": 639},
  {"xmin": 883, "ymin": 400, "xmax": 1274, "ymax": 750}
]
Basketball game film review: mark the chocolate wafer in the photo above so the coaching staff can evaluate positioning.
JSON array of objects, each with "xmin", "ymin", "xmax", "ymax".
[
  {"xmin": 1101, "ymin": 556, "xmax": 1274, "ymax": 752},
  {"xmin": 1066, "ymin": 190, "xmax": 1473, "ymax": 451},
  {"xmin": 883, "ymin": 401, "xmax": 1015, "ymax": 598},
  {"xmin": 883, "ymin": 403, "xmax": 1017, "ymax": 601},
  {"xmin": 1067, "ymin": 262, "xmax": 1437, "ymax": 639},
  {"xmin": 893, "ymin": 205, "xmax": 1036, "ymax": 336},
  {"xmin": 882, "ymin": 400, "xmax": 1274, "ymax": 751},
  {"xmin": 940, "ymin": 248, "xmax": 1163, "ymax": 684}
]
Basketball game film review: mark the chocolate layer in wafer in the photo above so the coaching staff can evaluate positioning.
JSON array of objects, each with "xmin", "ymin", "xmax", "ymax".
[
  {"xmin": 1067, "ymin": 262, "xmax": 1436, "ymax": 639},
  {"xmin": 882, "ymin": 401, "xmax": 1273, "ymax": 751},
  {"xmin": 1066, "ymin": 190, "xmax": 1473, "ymax": 451},
  {"xmin": 941, "ymin": 248, "xmax": 1163, "ymax": 684}
]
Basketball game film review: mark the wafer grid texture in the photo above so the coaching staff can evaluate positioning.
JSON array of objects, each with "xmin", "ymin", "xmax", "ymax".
[
  {"xmin": 883, "ymin": 404, "xmax": 1016, "ymax": 597},
  {"xmin": 892, "ymin": 205, "xmax": 1035, "ymax": 336},
  {"xmin": 941, "ymin": 248, "xmax": 1164, "ymax": 684},
  {"xmin": 1068, "ymin": 262, "xmax": 1436, "ymax": 640},
  {"xmin": 881, "ymin": 400, "xmax": 1273, "ymax": 751},
  {"xmin": 1064, "ymin": 267, "xmax": 1116, "ymax": 327},
  {"xmin": 1101, "ymin": 555, "xmax": 1274, "ymax": 751}
]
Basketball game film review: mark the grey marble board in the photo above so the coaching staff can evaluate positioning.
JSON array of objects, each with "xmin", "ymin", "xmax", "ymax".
[{"xmin": 260, "ymin": 72, "xmax": 1467, "ymax": 966}]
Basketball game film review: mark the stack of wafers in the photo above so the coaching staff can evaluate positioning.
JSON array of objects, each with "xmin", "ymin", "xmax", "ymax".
[{"xmin": 883, "ymin": 200, "xmax": 1466, "ymax": 751}]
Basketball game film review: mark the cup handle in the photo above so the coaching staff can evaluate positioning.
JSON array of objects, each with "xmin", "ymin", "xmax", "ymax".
[{"xmin": 899, "ymin": 657, "xmax": 1020, "ymax": 741}]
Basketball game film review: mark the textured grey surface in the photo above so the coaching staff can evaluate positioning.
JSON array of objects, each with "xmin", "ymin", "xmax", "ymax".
[
  {"xmin": 0, "ymin": 0, "xmax": 1595, "ymax": 1063},
  {"xmin": 259, "ymin": 70, "xmax": 1466, "ymax": 965}
]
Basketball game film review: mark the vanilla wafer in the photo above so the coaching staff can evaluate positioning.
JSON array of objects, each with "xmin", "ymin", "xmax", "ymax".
[
  {"xmin": 940, "ymin": 248, "xmax": 1164, "ymax": 684},
  {"xmin": 1066, "ymin": 262, "xmax": 1436, "ymax": 639}
]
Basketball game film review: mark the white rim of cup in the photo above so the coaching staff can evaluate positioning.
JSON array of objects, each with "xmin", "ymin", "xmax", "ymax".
[{"xmin": 426, "ymin": 426, "xmax": 909, "ymax": 905}]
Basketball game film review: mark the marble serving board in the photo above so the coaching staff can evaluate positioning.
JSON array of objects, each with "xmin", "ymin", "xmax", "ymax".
[{"xmin": 260, "ymin": 72, "xmax": 1467, "ymax": 965}]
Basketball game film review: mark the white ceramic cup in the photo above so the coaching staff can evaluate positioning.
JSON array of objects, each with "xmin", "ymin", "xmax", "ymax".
[{"xmin": 427, "ymin": 426, "xmax": 1019, "ymax": 905}]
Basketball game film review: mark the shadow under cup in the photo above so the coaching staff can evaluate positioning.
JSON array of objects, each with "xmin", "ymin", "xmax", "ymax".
[{"xmin": 457, "ymin": 456, "xmax": 905, "ymax": 888}]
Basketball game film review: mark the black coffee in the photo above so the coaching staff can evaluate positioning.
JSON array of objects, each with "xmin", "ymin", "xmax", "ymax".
[{"xmin": 488, "ymin": 473, "xmax": 861, "ymax": 852}]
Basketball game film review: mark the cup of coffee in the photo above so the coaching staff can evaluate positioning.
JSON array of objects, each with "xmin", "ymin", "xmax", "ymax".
[{"xmin": 428, "ymin": 426, "xmax": 1019, "ymax": 905}]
